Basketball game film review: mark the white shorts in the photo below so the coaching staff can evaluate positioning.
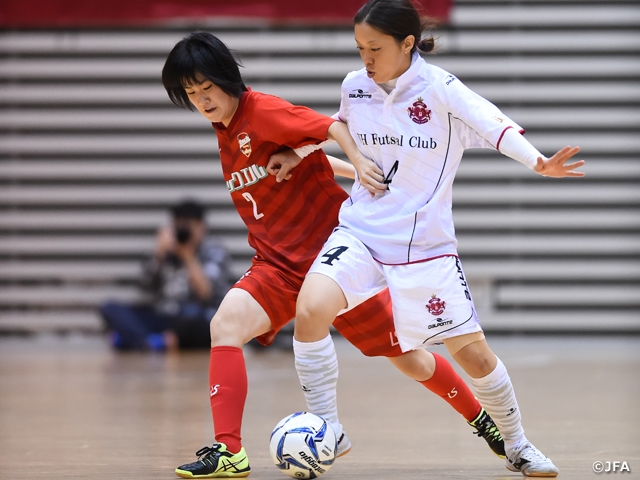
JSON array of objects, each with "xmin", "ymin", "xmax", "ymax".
[{"xmin": 308, "ymin": 229, "xmax": 482, "ymax": 352}]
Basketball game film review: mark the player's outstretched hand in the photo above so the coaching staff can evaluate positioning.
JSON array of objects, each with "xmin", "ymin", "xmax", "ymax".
[
  {"xmin": 353, "ymin": 153, "xmax": 386, "ymax": 195},
  {"xmin": 267, "ymin": 149, "xmax": 302, "ymax": 182},
  {"xmin": 534, "ymin": 146, "xmax": 585, "ymax": 178}
]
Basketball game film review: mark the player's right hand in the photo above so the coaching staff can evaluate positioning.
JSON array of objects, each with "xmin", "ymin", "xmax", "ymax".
[{"xmin": 267, "ymin": 149, "xmax": 302, "ymax": 182}]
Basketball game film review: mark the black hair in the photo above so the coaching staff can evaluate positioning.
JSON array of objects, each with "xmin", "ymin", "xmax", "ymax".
[
  {"xmin": 162, "ymin": 32, "xmax": 247, "ymax": 110},
  {"xmin": 171, "ymin": 199, "xmax": 205, "ymax": 221},
  {"xmin": 354, "ymin": 0, "xmax": 435, "ymax": 54}
]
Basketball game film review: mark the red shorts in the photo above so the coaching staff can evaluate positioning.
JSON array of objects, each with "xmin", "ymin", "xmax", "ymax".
[{"xmin": 232, "ymin": 257, "xmax": 403, "ymax": 357}]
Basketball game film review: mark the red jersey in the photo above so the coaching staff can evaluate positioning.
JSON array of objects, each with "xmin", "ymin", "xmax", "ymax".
[{"xmin": 213, "ymin": 89, "xmax": 348, "ymax": 279}]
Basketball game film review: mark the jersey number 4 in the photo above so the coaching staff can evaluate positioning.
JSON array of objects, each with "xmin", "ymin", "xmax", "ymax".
[
  {"xmin": 242, "ymin": 192, "xmax": 264, "ymax": 220},
  {"xmin": 383, "ymin": 160, "xmax": 399, "ymax": 189},
  {"xmin": 321, "ymin": 246, "xmax": 348, "ymax": 266}
]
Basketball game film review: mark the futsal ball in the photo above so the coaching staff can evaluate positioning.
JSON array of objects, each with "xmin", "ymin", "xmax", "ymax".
[{"xmin": 269, "ymin": 412, "xmax": 337, "ymax": 479}]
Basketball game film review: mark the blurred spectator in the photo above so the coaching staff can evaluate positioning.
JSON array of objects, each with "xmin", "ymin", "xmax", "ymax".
[{"xmin": 100, "ymin": 199, "xmax": 231, "ymax": 351}]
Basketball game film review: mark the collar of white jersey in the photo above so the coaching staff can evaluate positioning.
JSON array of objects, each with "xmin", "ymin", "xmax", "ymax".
[
  {"xmin": 397, "ymin": 52, "xmax": 424, "ymax": 88},
  {"xmin": 375, "ymin": 51, "xmax": 424, "ymax": 94}
]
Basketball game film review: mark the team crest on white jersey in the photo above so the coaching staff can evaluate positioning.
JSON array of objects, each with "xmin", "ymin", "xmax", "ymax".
[
  {"xmin": 426, "ymin": 294, "xmax": 446, "ymax": 315},
  {"xmin": 237, "ymin": 132, "xmax": 252, "ymax": 157},
  {"xmin": 408, "ymin": 97, "xmax": 432, "ymax": 125}
]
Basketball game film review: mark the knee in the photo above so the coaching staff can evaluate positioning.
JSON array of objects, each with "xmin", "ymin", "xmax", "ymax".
[
  {"xmin": 294, "ymin": 297, "xmax": 333, "ymax": 340},
  {"xmin": 209, "ymin": 311, "xmax": 245, "ymax": 348},
  {"xmin": 473, "ymin": 353, "xmax": 497, "ymax": 378},
  {"xmin": 391, "ymin": 350, "xmax": 436, "ymax": 382},
  {"xmin": 454, "ymin": 342, "xmax": 497, "ymax": 378},
  {"xmin": 294, "ymin": 297, "xmax": 317, "ymax": 325},
  {"xmin": 295, "ymin": 288, "xmax": 340, "ymax": 325},
  {"xmin": 415, "ymin": 353, "xmax": 436, "ymax": 380}
]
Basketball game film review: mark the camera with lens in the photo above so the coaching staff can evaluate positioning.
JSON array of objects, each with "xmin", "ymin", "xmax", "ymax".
[
  {"xmin": 175, "ymin": 226, "xmax": 192, "ymax": 244},
  {"xmin": 171, "ymin": 199, "xmax": 204, "ymax": 246}
]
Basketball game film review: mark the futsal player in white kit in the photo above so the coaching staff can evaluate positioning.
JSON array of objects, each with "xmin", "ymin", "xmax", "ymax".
[{"xmin": 268, "ymin": 0, "xmax": 585, "ymax": 476}]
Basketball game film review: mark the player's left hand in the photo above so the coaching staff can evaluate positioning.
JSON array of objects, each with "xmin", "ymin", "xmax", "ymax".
[
  {"xmin": 352, "ymin": 153, "xmax": 386, "ymax": 195},
  {"xmin": 267, "ymin": 150, "xmax": 301, "ymax": 182},
  {"xmin": 534, "ymin": 146, "xmax": 585, "ymax": 177}
]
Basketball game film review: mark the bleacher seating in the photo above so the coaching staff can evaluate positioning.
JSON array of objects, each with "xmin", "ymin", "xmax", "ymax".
[{"xmin": 1, "ymin": 0, "xmax": 638, "ymax": 332}]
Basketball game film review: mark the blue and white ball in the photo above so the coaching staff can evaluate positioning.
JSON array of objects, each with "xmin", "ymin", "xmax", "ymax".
[{"xmin": 269, "ymin": 412, "xmax": 337, "ymax": 479}]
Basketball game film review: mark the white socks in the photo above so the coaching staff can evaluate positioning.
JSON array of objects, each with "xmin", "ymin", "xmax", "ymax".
[
  {"xmin": 469, "ymin": 356, "xmax": 527, "ymax": 455},
  {"xmin": 293, "ymin": 334, "xmax": 343, "ymax": 438}
]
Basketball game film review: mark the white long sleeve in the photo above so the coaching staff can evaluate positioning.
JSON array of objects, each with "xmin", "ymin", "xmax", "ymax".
[
  {"xmin": 498, "ymin": 127, "xmax": 543, "ymax": 170},
  {"xmin": 293, "ymin": 111, "xmax": 341, "ymax": 158},
  {"xmin": 293, "ymin": 139, "xmax": 335, "ymax": 158}
]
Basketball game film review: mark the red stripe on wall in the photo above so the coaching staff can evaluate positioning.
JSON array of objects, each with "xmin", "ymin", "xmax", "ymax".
[{"xmin": 0, "ymin": 0, "xmax": 450, "ymax": 28}]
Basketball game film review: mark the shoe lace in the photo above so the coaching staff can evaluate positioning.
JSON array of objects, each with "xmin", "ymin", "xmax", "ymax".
[
  {"xmin": 195, "ymin": 444, "xmax": 222, "ymax": 464},
  {"xmin": 473, "ymin": 418, "xmax": 503, "ymax": 442},
  {"xmin": 519, "ymin": 444, "xmax": 547, "ymax": 462}
]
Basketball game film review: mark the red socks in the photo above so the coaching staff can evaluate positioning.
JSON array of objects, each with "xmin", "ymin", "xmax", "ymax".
[
  {"xmin": 419, "ymin": 352, "xmax": 481, "ymax": 422},
  {"xmin": 208, "ymin": 347, "xmax": 477, "ymax": 454},
  {"xmin": 209, "ymin": 346, "xmax": 247, "ymax": 453}
]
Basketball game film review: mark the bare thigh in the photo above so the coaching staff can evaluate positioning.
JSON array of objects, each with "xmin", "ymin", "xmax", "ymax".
[{"xmin": 209, "ymin": 288, "xmax": 272, "ymax": 348}]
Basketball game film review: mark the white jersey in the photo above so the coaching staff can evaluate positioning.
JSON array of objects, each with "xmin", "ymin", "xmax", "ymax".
[{"xmin": 336, "ymin": 52, "xmax": 523, "ymax": 265}]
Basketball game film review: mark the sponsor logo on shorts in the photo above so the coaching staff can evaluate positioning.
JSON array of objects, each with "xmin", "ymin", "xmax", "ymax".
[
  {"xmin": 428, "ymin": 317, "xmax": 453, "ymax": 329},
  {"xmin": 455, "ymin": 258, "xmax": 472, "ymax": 301},
  {"xmin": 426, "ymin": 294, "xmax": 446, "ymax": 315}
]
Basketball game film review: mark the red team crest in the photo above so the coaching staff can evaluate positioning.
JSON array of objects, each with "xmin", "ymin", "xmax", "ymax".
[
  {"xmin": 426, "ymin": 294, "xmax": 446, "ymax": 315},
  {"xmin": 237, "ymin": 132, "xmax": 252, "ymax": 157},
  {"xmin": 408, "ymin": 97, "xmax": 432, "ymax": 125}
]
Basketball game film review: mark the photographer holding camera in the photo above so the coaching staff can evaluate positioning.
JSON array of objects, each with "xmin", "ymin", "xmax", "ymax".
[{"xmin": 100, "ymin": 199, "xmax": 231, "ymax": 351}]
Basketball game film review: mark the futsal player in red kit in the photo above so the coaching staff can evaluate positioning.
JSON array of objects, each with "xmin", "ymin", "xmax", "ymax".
[{"xmin": 162, "ymin": 32, "xmax": 504, "ymax": 478}]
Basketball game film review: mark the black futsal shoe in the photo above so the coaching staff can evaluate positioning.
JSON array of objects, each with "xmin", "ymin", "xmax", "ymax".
[
  {"xmin": 175, "ymin": 443, "xmax": 250, "ymax": 478},
  {"xmin": 468, "ymin": 408, "xmax": 506, "ymax": 458}
]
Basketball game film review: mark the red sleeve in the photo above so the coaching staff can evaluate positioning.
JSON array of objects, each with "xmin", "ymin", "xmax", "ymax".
[{"xmin": 246, "ymin": 91, "xmax": 335, "ymax": 148}]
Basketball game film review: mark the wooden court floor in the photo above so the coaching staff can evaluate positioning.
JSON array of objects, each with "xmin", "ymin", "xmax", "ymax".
[{"xmin": 0, "ymin": 333, "xmax": 638, "ymax": 479}]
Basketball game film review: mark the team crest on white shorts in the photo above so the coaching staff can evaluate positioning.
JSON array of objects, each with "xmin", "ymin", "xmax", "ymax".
[
  {"xmin": 426, "ymin": 294, "xmax": 446, "ymax": 316},
  {"xmin": 237, "ymin": 132, "xmax": 252, "ymax": 157}
]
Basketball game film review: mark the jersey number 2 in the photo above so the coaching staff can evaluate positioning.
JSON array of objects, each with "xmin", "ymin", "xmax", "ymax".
[{"xmin": 242, "ymin": 192, "xmax": 264, "ymax": 219}]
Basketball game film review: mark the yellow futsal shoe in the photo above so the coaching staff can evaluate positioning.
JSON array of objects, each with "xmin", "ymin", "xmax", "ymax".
[{"xmin": 175, "ymin": 443, "xmax": 250, "ymax": 478}]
